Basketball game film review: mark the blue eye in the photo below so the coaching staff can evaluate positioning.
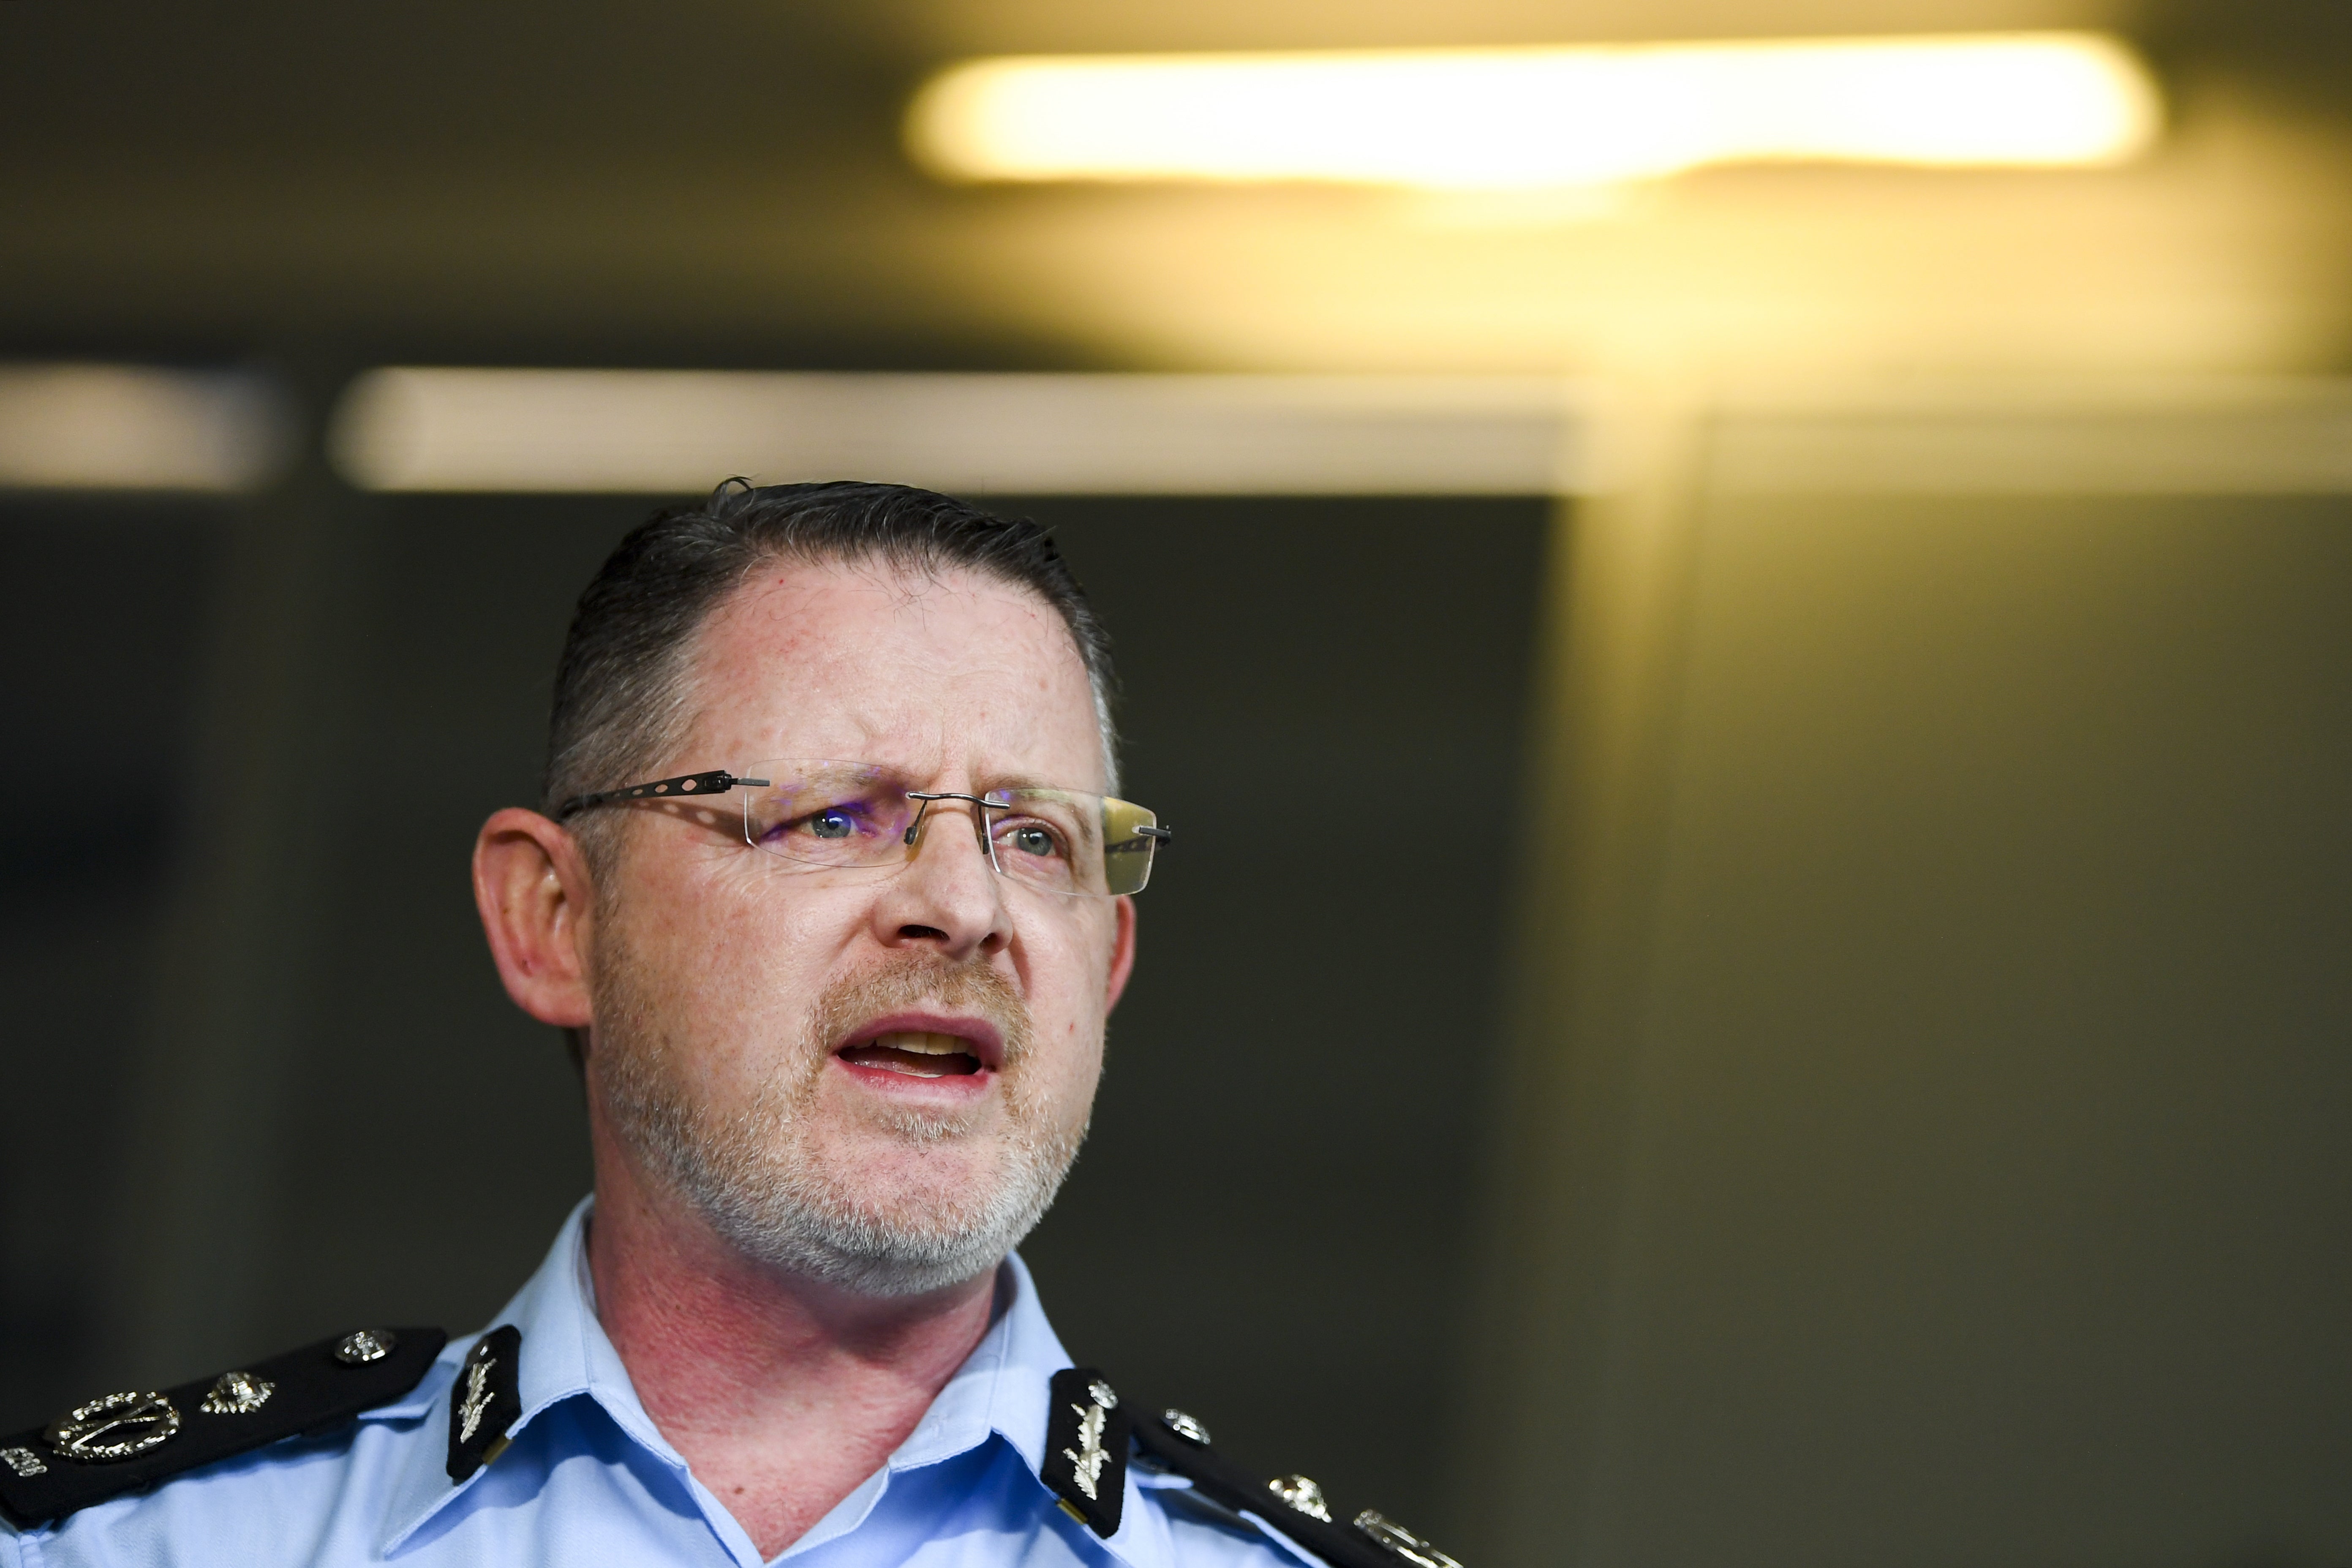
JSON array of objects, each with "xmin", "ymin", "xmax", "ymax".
[
  {"xmin": 1006, "ymin": 824, "xmax": 1061, "ymax": 859},
  {"xmin": 808, "ymin": 810, "xmax": 856, "ymax": 841}
]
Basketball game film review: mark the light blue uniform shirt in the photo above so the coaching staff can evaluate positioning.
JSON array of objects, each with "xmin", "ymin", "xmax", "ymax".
[{"xmin": 4, "ymin": 1200, "xmax": 1319, "ymax": 1568}]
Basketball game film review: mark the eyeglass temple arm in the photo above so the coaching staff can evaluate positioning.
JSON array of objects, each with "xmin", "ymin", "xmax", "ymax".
[{"xmin": 555, "ymin": 769, "xmax": 771, "ymax": 820}]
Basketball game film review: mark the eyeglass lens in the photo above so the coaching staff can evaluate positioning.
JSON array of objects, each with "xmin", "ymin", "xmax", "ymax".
[{"xmin": 736, "ymin": 760, "xmax": 1161, "ymax": 897}]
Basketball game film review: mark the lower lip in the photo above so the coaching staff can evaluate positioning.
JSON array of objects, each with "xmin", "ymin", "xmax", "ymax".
[{"xmin": 830, "ymin": 1055, "xmax": 996, "ymax": 1099}]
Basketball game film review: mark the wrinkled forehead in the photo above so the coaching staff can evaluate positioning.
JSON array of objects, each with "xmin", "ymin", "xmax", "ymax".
[{"xmin": 678, "ymin": 557, "xmax": 1107, "ymax": 789}]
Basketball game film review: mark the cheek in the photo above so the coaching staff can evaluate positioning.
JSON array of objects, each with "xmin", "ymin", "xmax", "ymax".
[
  {"xmin": 1016, "ymin": 918, "xmax": 1116, "ymax": 1090},
  {"xmin": 1017, "ymin": 898, "xmax": 1121, "ymax": 992},
  {"xmin": 1015, "ymin": 1016, "xmax": 1105, "ymax": 1133},
  {"xmin": 607, "ymin": 859, "xmax": 845, "ymax": 1073}
]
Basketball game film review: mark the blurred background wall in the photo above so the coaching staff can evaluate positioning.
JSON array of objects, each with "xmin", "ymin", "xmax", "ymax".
[{"xmin": 5, "ymin": 3, "xmax": 2352, "ymax": 1567}]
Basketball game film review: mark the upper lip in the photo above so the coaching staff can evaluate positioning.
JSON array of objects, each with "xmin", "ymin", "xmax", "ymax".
[{"xmin": 836, "ymin": 1012, "xmax": 1005, "ymax": 1071}]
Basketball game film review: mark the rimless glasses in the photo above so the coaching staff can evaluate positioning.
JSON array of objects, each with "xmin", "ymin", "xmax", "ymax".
[{"xmin": 556, "ymin": 758, "xmax": 1171, "ymax": 898}]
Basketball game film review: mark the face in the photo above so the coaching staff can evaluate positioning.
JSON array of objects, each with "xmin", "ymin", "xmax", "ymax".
[{"xmin": 583, "ymin": 559, "xmax": 1135, "ymax": 1296}]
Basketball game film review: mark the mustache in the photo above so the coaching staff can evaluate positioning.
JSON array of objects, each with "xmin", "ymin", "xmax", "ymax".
[{"xmin": 809, "ymin": 953, "xmax": 1032, "ymax": 1066}]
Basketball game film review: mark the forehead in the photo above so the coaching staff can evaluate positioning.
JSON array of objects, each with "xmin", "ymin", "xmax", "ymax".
[{"xmin": 680, "ymin": 556, "xmax": 1104, "ymax": 786}]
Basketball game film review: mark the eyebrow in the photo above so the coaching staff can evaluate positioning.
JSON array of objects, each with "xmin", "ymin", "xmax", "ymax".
[
  {"xmin": 975, "ymin": 773, "xmax": 1101, "ymax": 797},
  {"xmin": 773, "ymin": 762, "xmax": 1095, "ymax": 798}
]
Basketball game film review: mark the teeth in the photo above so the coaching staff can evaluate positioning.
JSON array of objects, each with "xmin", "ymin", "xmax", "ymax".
[{"xmin": 874, "ymin": 1031, "xmax": 971, "ymax": 1056}]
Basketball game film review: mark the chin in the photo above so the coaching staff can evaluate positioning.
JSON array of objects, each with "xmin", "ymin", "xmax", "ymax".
[{"xmin": 824, "ymin": 1131, "xmax": 1012, "ymax": 1212}]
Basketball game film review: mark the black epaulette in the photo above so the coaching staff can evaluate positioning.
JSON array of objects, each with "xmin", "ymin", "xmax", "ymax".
[
  {"xmin": 0, "ymin": 1326, "xmax": 446, "ymax": 1528},
  {"xmin": 1042, "ymin": 1369, "xmax": 1464, "ymax": 1568}
]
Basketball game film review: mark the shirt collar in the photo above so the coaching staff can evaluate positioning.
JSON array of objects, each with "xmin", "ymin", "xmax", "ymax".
[
  {"xmin": 885, "ymin": 1260, "xmax": 1174, "ymax": 1568},
  {"xmin": 376, "ymin": 1196, "xmax": 1171, "ymax": 1568},
  {"xmin": 378, "ymin": 1195, "xmax": 692, "ymax": 1555}
]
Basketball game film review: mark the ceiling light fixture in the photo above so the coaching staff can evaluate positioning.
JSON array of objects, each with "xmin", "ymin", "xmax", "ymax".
[
  {"xmin": 0, "ymin": 365, "xmax": 288, "ymax": 493},
  {"xmin": 328, "ymin": 368, "xmax": 1591, "ymax": 495},
  {"xmin": 907, "ymin": 33, "xmax": 2161, "ymax": 190}
]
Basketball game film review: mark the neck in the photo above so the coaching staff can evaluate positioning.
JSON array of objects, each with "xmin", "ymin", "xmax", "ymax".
[{"xmin": 584, "ymin": 1116, "xmax": 999, "ymax": 1558}]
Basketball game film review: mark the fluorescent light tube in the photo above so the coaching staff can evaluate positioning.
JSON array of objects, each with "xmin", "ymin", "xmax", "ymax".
[
  {"xmin": 329, "ymin": 368, "xmax": 1588, "ymax": 495},
  {"xmin": 909, "ymin": 33, "xmax": 2161, "ymax": 190},
  {"xmin": 0, "ymin": 365, "xmax": 287, "ymax": 493}
]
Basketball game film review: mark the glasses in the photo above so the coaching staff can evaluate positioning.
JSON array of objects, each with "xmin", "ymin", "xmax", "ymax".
[{"xmin": 556, "ymin": 758, "xmax": 1171, "ymax": 898}]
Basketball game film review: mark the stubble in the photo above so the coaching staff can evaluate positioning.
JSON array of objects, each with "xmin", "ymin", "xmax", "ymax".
[{"xmin": 592, "ymin": 940, "xmax": 1089, "ymax": 1297}]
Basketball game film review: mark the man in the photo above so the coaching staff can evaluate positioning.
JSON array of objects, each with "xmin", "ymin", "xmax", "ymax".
[{"xmin": 0, "ymin": 482, "xmax": 1457, "ymax": 1568}]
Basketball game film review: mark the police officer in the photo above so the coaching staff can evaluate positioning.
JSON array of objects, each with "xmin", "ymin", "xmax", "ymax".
[{"xmin": 0, "ymin": 483, "xmax": 1460, "ymax": 1568}]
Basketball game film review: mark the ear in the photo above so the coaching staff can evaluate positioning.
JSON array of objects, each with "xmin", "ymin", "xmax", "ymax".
[
  {"xmin": 473, "ymin": 807, "xmax": 598, "ymax": 1029},
  {"xmin": 1102, "ymin": 895, "xmax": 1139, "ymax": 1014}
]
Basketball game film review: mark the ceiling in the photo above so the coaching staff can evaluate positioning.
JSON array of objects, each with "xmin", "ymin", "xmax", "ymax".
[{"xmin": 5, "ymin": 0, "xmax": 2350, "ymax": 382}]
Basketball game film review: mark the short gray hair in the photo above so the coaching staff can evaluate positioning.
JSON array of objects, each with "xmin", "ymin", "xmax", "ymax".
[{"xmin": 544, "ymin": 480, "xmax": 1119, "ymax": 863}]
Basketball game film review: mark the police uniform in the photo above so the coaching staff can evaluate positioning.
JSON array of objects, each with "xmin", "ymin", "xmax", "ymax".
[{"xmin": 0, "ymin": 1200, "xmax": 1461, "ymax": 1568}]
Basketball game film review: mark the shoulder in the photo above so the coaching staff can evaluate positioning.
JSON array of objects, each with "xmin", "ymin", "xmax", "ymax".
[
  {"xmin": 1130, "ymin": 1407, "xmax": 1459, "ymax": 1568},
  {"xmin": 0, "ymin": 1328, "xmax": 448, "ymax": 1563},
  {"xmin": 1045, "ymin": 1370, "xmax": 1462, "ymax": 1568}
]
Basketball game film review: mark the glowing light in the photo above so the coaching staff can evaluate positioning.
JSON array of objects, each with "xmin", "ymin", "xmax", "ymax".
[
  {"xmin": 908, "ymin": 33, "xmax": 2161, "ymax": 190},
  {"xmin": 329, "ymin": 371, "xmax": 2352, "ymax": 498},
  {"xmin": 329, "ymin": 368, "xmax": 1591, "ymax": 495},
  {"xmin": 0, "ymin": 365, "xmax": 287, "ymax": 492}
]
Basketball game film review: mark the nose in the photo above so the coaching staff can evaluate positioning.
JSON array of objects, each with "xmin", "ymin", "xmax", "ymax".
[{"xmin": 871, "ymin": 795, "xmax": 1012, "ymax": 958}]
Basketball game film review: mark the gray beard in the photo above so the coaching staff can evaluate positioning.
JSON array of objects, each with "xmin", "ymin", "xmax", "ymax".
[{"xmin": 593, "ymin": 949, "xmax": 1087, "ymax": 1298}]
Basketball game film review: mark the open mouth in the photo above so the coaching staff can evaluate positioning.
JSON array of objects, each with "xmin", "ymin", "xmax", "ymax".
[{"xmin": 836, "ymin": 1030, "xmax": 984, "ymax": 1078}]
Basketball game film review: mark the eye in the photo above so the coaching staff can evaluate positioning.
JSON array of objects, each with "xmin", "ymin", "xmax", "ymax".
[
  {"xmin": 760, "ymin": 804, "xmax": 873, "ymax": 847},
  {"xmin": 1003, "ymin": 822, "xmax": 1064, "ymax": 860}
]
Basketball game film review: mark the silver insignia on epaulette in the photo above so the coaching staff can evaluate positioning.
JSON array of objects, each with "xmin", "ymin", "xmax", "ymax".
[
  {"xmin": 44, "ymin": 1391, "xmax": 182, "ymax": 1462},
  {"xmin": 0, "ymin": 1446, "xmax": 46, "ymax": 1477},
  {"xmin": 1062, "ymin": 1400, "xmax": 1112, "ymax": 1500},
  {"xmin": 1268, "ymin": 1473, "xmax": 1332, "ymax": 1522},
  {"xmin": 1162, "ymin": 1409, "xmax": 1211, "ymax": 1446},
  {"xmin": 457, "ymin": 1352, "xmax": 499, "ymax": 1444},
  {"xmin": 333, "ymin": 1329, "xmax": 396, "ymax": 1365},
  {"xmin": 200, "ymin": 1370, "xmax": 275, "ymax": 1416},
  {"xmin": 1354, "ymin": 1509, "xmax": 1465, "ymax": 1568}
]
